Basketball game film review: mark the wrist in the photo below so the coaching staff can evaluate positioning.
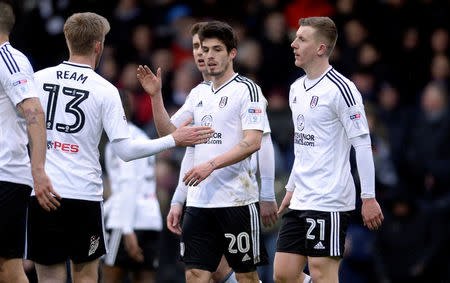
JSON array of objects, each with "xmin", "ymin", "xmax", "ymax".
[
  {"xmin": 361, "ymin": 197, "xmax": 376, "ymax": 203},
  {"xmin": 208, "ymin": 159, "xmax": 217, "ymax": 170}
]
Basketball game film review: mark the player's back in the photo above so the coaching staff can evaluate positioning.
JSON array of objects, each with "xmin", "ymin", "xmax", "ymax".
[{"xmin": 34, "ymin": 61, "xmax": 129, "ymax": 201}]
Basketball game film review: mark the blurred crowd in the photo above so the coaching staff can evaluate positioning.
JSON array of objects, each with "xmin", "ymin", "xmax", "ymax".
[{"xmin": 10, "ymin": 0, "xmax": 450, "ymax": 282}]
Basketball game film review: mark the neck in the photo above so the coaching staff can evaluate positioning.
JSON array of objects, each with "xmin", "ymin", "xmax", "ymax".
[
  {"xmin": 202, "ymin": 72, "xmax": 211, "ymax": 82},
  {"xmin": 0, "ymin": 34, "xmax": 9, "ymax": 45},
  {"xmin": 211, "ymin": 66, "xmax": 235, "ymax": 90},
  {"xmin": 68, "ymin": 54, "xmax": 95, "ymax": 69},
  {"xmin": 304, "ymin": 58, "xmax": 330, "ymax": 80}
]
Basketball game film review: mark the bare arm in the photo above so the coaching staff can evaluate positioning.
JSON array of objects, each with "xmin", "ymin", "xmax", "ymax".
[
  {"xmin": 17, "ymin": 97, "xmax": 61, "ymax": 211},
  {"xmin": 183, "ymin": 129, "xmax": 262, "ymax": 186},
  {"xmin": 136, "ymin": 65, "xmax": 176, "ymax": 136}
]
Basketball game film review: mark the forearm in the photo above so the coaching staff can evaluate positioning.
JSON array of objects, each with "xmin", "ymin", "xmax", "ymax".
[
  {"xmin": 18, "ymin": 98, "xmax": 47, "ymax": 174},
  {"xmin": 351, "ymin": 135, "xmax": 376, "ymax": 198},
  {"xmin": 209, "ymin": 130, "xmax": 262, "ymax": 171},
  {"xmin": 258, "ymin": 134, "xmax": 275, "ymax": 201},
  {"xmin": 150, "ymin": 92, "xmax": 176, "ymax": 136},
  {"xmin": 111, "ymin": 135, "xmax": 175, "ymax": 162},
  {"xmin": 171, "ymin": 147, "xmax": 194, "ymax": 206}
]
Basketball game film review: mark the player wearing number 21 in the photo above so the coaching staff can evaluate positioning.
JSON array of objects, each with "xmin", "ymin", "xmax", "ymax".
[{"xmin": 26, "ymin": 12, "xmax": 213, "ymax": 283}]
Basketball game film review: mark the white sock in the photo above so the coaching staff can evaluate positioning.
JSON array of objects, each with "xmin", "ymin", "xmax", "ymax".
[
  {"xmin": 222, "ymin": 271, "xmax": 238, "ymax": 283},
  {"xmin": 303, "ymin": 274, "xmax": 312, "ymax": 283}
]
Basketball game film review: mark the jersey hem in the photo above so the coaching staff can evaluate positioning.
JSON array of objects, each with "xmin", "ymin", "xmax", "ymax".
[
  {"xmin": 186, "ymin": 200, "xmax": 258, "ymax": 208},
  {"xmin": 288, "ymin": 205, "xmax": 355, "ymax": 212}
]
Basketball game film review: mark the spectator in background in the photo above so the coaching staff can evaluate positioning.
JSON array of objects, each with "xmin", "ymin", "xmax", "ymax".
[
  {"xmin": 259, "ymin": 11, "xmax": 300, "ymax": 96},
  {"xmin": 374, "ymin": 190, "xmax": 445, "ymax": 283},
  {"xmin": 235, "ymin": 38, "xmax": 262, "ymax": 81},
  {"xmin": 130, "ymin": 24, "xmax": 154, "ymax": 64},
  {"xmin": 404, "ymin": 81, "xmax": 450, "ymax": 199},
  {"xmin": 376, "ymin": 82, "xmax": 410, "ymax": 170}
]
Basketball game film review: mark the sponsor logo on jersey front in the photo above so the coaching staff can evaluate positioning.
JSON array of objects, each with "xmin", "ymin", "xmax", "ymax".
[
  {"xmin": 201, "ymin": 115, "xmax": 223, "ymax": 144},
  {"xmin": 47, "ymin": 140, "xmax": 79, "ymax": 153},
  {"xmin": 294, "ymin": 132, "xmax": 315, "ymax": 147},
  {"xmin": 296, "ymin": 114, "xmax": 305, "ymax": 131},
  {"xmin": 219, "ymin": 96, "xmax": 228, "ymax": 108},
  {"xmin": 201, "ymin": 115, "xmax": 213, "ymax": 127},
  {"xmin": 310, "ymin": 96, "xmax": 319, "ymax": 108},
  {"xmin": 88, "ymin": 235, "xmax": 99, "ymax": 256}
]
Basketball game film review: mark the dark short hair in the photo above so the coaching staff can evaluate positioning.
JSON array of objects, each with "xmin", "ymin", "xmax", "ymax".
[
  {"xmin": 0, "ymin": 0, "xmax": 15, "ymax": 34},
  {"xmin": 299, "ymin": 17, "xmax": 337, "ymax": 56},
  {"xmin": 190, "ymin": 22, "xmax": 207, "ymax": 37},
  {"xmin": 198, "ymin": 21, "xmax": 237, "ymax": 53}
]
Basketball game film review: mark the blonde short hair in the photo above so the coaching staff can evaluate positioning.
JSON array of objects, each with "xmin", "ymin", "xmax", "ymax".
[
  {"xmin": 299, "ymin": 17, "xmax": 337, "ymax": 56},
  {"xmin": 63, "ymin": 12, "xmax": 110, "ymax": 55}
]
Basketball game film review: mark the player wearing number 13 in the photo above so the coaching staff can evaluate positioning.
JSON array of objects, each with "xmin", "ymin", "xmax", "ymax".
[{"xmin": 26, "ymin": 12, "xmax": 213, "ymax": 283}]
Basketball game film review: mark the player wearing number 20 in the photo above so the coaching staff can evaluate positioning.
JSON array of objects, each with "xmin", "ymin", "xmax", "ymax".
[{"xmin": 26, "ymin": 12, "xmax": 213, "ymax": 283}]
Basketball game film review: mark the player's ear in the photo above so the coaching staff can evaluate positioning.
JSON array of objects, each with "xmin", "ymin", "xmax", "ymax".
[
  {"xmin": 229, "ymin": 48, "xmax": 237, "ymax": 59},
  {"xmin": 317, "ymin": 43, "xmax": 327, "ymax": 56},
  {"xmin": 94, "ymin": 41, "xmax": 101, "ymax": 54}
]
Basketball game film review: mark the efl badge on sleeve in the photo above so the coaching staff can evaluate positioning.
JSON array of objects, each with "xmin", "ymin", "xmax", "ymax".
[
  {"xmin": 310, "ymin": 96, "xmax": 319, "ymax": 108},
  {"xmin": 219, "ymin": 96, "xmax": 228, "ymax": 108}
]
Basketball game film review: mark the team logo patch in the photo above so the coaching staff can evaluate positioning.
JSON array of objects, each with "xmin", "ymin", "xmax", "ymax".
[
  {"xmin": 88, "ymin": 236, "xmax": 99, "ymax": 256},
  {"xmin": 296, "ymin": 114, "xmax": 305, "ymax": 131},
  {"xmin": 350, "ymin": 113, "xmax": 361, "ymax": 120},
  {"xmin": 219, "ymin": 96, "xmax": 228, "ymax": 108},
  {"xmin": 248, "ymin": 108, "xmax": 262, "ymax": 113},
  {"xmin": 12, "ymin": 79, "xmax": 27, "ymax": 86},
  {"xmin": 310, "ymin": 96, "xmax": 319, "ymax": 108},
  {"xmin": 201, "ymin": 115, "xmax": 213, "ymax": 127}
]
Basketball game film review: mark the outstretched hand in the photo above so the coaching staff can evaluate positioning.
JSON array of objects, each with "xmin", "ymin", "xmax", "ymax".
[
  {"xmin": 172, "ymin": 118, "xmax": 214, "ymax": 147},
  {"xmin": 136, "ymin": 65, "xmax": 162, "ymax": 97}
]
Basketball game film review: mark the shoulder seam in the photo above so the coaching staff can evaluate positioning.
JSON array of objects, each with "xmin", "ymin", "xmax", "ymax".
[{"xmin": 235, "ymin": 75, "xmax": 259, "ymax": 102}]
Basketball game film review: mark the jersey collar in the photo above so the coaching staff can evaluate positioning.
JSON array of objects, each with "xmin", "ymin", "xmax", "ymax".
[
  {"xmin": 211, "ymin": 73, "xmax": 238, "ymax": 94},
  {"xmin": 303, "ymin": 66, "xmax": 333, "ymax": 92},
  {"xmin": 62, "ymin": 61, "xmax": 92, "ymax": 69}
]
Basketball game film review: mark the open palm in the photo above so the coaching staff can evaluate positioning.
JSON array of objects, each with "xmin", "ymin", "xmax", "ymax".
[{"xmin": 136, "ymin": 65, "xmax": 162, "ymax": 97}]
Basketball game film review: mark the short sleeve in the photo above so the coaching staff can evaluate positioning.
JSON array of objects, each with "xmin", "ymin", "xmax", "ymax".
[
  {"xmin": 240, "ymin": 84, "xmax": 266, "ymax": 131},
  {"xmin": 102, "ymin": 88, "xmax": 130, "ymax": 141},
  {"xmin": 335, "ymin": 82, "xmax": 369, "ymax": 139},
  {"xmin": 0, "ymin": 53, "xmax": 38, "ymax": 106},
  {"xmin": 170, "ymin": 91, "xmax": 195, "ymax": 127}
]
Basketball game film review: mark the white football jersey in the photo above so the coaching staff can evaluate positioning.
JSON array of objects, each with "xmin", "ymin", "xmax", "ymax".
[
  {"xmin": 104, "ymin": 123, "xmax": 162, "ymax": 232},
  {"xmin": 171, "ymin": 74, "xmax": 266, "ymax": 208},
  {"xmin": 289, "ymin": 67, "xmax": 369, "ymax": 212},
  {"xmin": 33, "ymin": 61, "xmax": 129, "ymax": 201},
  {"xmin": 0, "ymin": 42, "xmax": 38, "ymax": 187}
]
